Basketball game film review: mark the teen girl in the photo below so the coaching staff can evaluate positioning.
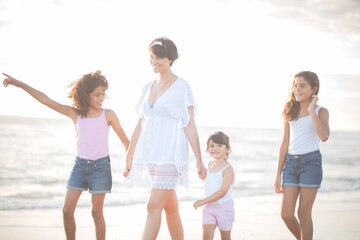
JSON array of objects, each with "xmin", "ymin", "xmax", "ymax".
[{"xmin": 274, "ymin": 71, "xmax": 330, "ymax": 240}]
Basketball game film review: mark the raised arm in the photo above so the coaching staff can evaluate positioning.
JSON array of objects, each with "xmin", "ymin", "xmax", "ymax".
[
  {"xmin": 3, "ymin": 73, "xmax": 77, "ymax": 122},
  {"xmin": 308, "ymin": 96, "xmax": 330, "ymax": 142}
]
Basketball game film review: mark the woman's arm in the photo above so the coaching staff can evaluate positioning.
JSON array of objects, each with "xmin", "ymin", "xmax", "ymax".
[
  {"xmin": 184, "ymin": 106, "xmax": 207, "ymax": 180},
  {"xmin": 123, "ymin": 118, "xmax": 142, "ymax": 177}
]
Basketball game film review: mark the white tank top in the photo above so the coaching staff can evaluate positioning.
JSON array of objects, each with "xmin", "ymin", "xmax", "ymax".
[
  {"xmin": 288, "ymin": 105, "xmax": 322, "ymax": 155},
  {"xmin": 205, "ymin": 162, "xmax": 233, "ymax": 204}
]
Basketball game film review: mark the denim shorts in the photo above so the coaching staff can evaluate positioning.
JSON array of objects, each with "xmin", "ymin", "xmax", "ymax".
[
  {"xmin": 282, "ymin": 150, "xmax": 322, "ymax": 188},
  {"xmin": 67, "ymin": 155, "xmax": 112, "ymax": 194},
  {"xmin": 202, "ymin": 200, "xmax": 235, "ymax": 231}
]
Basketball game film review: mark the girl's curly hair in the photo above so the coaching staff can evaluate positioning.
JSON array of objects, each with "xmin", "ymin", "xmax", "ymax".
[{"xmin": 67, "ymin": 70, "xmax": 108, "ymax": 118}]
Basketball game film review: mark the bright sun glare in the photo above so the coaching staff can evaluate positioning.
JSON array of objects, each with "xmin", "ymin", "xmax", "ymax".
[{"xmin": 0, "ymin": 0, "xmax": 359, "ymax": 131}]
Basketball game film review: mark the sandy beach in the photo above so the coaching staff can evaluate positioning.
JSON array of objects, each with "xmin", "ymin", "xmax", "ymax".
[{"xmin": 1, "ymin": 191, "xmax": 359, "ymax": 240}]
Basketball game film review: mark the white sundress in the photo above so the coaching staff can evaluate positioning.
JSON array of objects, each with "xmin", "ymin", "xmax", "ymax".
[{"xmin": 127, "ymin": 77, "xmax": 196, "ymax": 190}]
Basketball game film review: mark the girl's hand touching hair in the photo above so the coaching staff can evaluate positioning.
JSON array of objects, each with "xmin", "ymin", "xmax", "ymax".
[{"xmin": 307, "ymin": 94, "xmax": 318, "ymax": 113}]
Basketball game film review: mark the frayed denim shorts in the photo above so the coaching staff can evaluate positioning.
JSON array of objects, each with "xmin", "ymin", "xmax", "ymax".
[
  {"xmin": 282, "ymin": 150, "xmax": 322, "ymax": 188},
  {"xmin": 67, "ymin": 155, "xmax": 112, "ymax": 194}
]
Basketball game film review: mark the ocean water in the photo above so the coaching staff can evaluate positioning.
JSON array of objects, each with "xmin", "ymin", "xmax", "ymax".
[{"xmin": 0, "ymin": 115, "xmax": 359, "ymax": 210}]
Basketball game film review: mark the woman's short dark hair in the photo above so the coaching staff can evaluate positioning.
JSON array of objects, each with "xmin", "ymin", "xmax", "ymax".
[{"xmin": 149, "ymin": 37, "xmax": 179, "ymax": 66}]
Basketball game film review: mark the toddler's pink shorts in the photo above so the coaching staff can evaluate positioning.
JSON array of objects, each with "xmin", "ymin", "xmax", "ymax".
[{"xmin": 202, "ymin": 200, "xmax": 235, "ymax": 231}]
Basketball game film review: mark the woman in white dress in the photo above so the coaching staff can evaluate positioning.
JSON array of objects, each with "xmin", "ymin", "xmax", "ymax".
[{"xmin": 124, "ymin": 37, "xmax": 207, "ymax": 240}]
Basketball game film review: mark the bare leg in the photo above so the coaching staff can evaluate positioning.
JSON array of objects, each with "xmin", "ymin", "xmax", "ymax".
[
  {"xmin": 164, "ymin": 190, "xmax": 183, "ymax": 240},
  {"xmin": 281, "ymin": 187, "xmax": 301, "ymax": 240},
  {"xmin": 202, "ymin": 224, "xmax": 216, "ymax": 240},
  {"xmin": 91, "ymin": 193, "xmax": 106, "ymax": 240},
  {"xmin": 219, "ymin": 229, "xmax": 231, "ymax": 240},
  {"xmin": 62, "ymin": 189, "xmax": 82, "ymax": 240},
  {"xmin": 142, "ymin": 189, "xmax": 168, "ymax": 240},
  {"xmin": 298, "ymin": 188, "xmax": 318, "ymax": 240}
]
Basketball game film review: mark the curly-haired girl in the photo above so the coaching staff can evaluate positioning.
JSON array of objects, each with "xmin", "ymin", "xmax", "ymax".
[{"xmin": 3, "ymin": 71, "xmax": 129, "ymax": 240}]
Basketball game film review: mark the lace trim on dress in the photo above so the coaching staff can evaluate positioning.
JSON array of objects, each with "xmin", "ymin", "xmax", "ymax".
[{"xmin": 127, "ymin": 163, "xmax": 189, "ymax": 190}]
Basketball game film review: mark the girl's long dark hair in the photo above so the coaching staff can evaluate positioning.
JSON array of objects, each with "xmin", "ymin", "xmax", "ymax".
[{"xmin": 282, "ymin": 71, "xmax": 319, "ymax": 122}]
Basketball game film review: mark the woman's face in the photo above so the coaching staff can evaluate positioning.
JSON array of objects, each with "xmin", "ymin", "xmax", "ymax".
[{"xmin": 150, "ymin": 52, "xmax": 172, "ymax": 73}]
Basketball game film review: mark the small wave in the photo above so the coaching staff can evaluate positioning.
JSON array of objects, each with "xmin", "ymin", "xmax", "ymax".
[{"xmin": 12, "ymin": 191, "xmax": 55, "ymax": 199}]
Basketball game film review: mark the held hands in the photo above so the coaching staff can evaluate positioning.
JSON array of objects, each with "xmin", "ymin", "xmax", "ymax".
[
  {"xmin": 123, "ymin": 167, "xmax": 131, "ymax": 177},
  {"xmin": 123, "ymin": 157, "xmax": 132, "ymax": 177},
  {"xmin": 196, "ymin": 162, "xmax": 207, "ymax": 181},
  {"xmin": 3, "ymin": 73, "xmax": 20, "ymax": 87}
]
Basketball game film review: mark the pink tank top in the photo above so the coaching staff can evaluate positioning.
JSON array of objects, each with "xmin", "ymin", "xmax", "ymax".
[{"xmin": 76, "ymin": 109, "xmax": 109, "ymax": 160}]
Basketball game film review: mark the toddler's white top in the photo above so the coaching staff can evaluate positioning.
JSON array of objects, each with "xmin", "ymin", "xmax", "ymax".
[{"xmin": 205, "ymin": 162, "xmax": 233, "ymax": 204}]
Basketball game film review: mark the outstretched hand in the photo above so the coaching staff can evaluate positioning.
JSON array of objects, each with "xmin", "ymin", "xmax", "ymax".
[{"xmin": 3, "ymin": 73, "xmax": 20, "ymax": 88}]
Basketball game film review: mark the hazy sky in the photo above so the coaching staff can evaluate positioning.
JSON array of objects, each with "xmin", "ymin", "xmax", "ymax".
[{"xmin": 0, "ymin": 0, "xmax": 359, "ymax": 132}]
